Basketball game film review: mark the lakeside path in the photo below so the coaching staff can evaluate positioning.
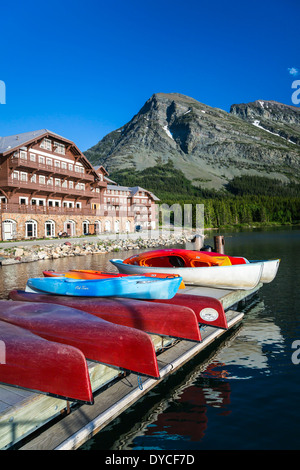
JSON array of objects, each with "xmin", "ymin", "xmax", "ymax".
[{"xmin": 0, "ymin": 227, "xmax": 197, "ymax": 249}]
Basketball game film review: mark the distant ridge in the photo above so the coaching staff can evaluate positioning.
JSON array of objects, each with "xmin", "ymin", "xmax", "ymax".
[{"xmin": 85, "ymin": 93, "xmax": 300, "ymax": 189}]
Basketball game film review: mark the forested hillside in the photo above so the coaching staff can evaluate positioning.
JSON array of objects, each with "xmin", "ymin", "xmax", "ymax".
[{"xmin": 109, "ymin": 163, "xmax": 300, "ymax": 228}]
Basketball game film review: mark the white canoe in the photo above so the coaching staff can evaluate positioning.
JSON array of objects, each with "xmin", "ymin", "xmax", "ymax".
[
  {"xmin": 249, "ymin": 259, "xmax": 280, "ymax": 283},
  {"xmin": 110, "ymin": 259, "xmax": 264, "ymax": 290}
]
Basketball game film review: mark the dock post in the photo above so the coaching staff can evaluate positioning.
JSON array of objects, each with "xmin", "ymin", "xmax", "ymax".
[
  {"xmin": 191, "ymin": 234, "xmax": 204, "ymax": 251},
  {"xmin": 214, "ymin": 235, "xmax": 225, "ymax": 254}
]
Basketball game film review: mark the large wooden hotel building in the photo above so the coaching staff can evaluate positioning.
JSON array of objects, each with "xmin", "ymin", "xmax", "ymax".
[{"xmin": 0, "ymin": 129, "xmax": 158, "ymax": 241}]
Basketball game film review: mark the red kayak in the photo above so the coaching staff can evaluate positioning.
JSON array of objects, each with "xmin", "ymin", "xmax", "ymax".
[
  {"xmin": 9, "ymin": 290, "xmax": 202, "ymax": 342},
  {"xmin": 0, "ymin": 320, "xmax": 93, "ymax": 404},
  {"xmin": 0, "ymin": 300, "xmax": 159, "ymax": 379},
  {"xmin": 148, "ymin": 294, "xmax": 228, "ymax": 330}
]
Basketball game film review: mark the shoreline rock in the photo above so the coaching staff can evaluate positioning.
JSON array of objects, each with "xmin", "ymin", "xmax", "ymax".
[{"xmin": 0, "ymin": 234, "xmax": 195, "ymax": 266}]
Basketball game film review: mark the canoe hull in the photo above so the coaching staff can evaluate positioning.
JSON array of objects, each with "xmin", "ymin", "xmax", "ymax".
[
  {"xmin": 26, "ymin": 275, "xmax": 182, "ymax": 299},
  {"xmin": 9, "ymin": 290, "xmax": 202, "ymax": 342},
  {"xmin": 148, "ymin": 293, "xmax": 228, "ymax": 330},
  {"xmin": 0, "ymin": 300, "xmax": 159, "ymax": 378},
  {"xmin": 110, "ymin": 259, "xmax": 263, "ymax": 290},
  {"xmin": 201, "ymin": 251, "xmax": 280, "ymax": 283},
  {"xmin": 249, "ymin": 259, "xmax": 280, "ymax": 283},
  {"xmin": 0, "ymin": 320, "xmax": 93, "ymax": 404}
]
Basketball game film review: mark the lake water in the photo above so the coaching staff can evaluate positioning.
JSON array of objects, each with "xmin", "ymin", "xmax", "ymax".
[{"xmin": 1, "ymin": 227, "xmax": 299, "ymax": 450}]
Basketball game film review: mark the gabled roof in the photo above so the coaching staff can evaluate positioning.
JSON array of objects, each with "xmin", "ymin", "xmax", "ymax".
[
  {"xmin": 0, "ymin": 129, "xmax": 104, "ymax": 181},
  {"xmin": 93, "ymin": 164, "xmax": 109, "ymax": 176},
  {"xmin": 129, "ymin": 186, "xmax": 160, "ymax": 201},
  {"xmin": 0, "ymin": 129, "xmax": 68, "ymax": 155},
  {"xmin": 107, "ymin": 184, "xmax": 159, "ymax": 201}
]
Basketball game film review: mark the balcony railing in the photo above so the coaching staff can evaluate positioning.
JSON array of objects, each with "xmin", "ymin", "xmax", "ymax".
[
  {"xmin": 9, "ymin": 156, "xmax": 96, "ymax": 182},
  {"xmin": 0, "ymin": 177, "xmax": 99, "ymax": 198},
  {"xmin": 0, "ymin": 203, "xmax": 137, "ymax": 218}
]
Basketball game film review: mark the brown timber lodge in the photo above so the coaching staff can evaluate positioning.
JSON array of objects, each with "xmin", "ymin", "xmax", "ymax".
[{"xmin": 0, "ymin": 129, "xmax": 159, "ymax": 241}]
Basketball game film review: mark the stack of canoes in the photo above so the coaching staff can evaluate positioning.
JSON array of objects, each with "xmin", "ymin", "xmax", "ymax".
[
  {"xmin": 110, "ymin": 248, "xmax": 280, "ymax": 290},
  {"xmin": 0, "ymin": 247, "xmax": 279, "ymax": 405}
]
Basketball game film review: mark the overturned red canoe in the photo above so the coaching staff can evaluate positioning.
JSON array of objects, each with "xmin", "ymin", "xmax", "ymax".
[
  {"xmin": 0, "ymin": 320, "xmax": 93, "ymax": 404},
  {"xmin": 148, "ymin": 294, "xmax": 228, "ymax": 330},
  {"xmin": 9, "ymin": 290, "xmax": 201, "ymax": 342},
  {"xmin": 0, "ymin": 300, "xmax": 159, "ymax": 379}
]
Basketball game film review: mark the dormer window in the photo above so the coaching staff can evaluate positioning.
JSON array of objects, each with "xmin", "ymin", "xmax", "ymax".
[
  {"xmin": 54, "ymin": 142, "xmax": 65, "ymax": 155},
  {"xmin": 40, "ymin": 138, "xmax": 52, "ymax": 151}
]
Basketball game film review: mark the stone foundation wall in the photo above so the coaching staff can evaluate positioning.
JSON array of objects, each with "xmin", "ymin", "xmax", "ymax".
[{"xmin": 0, "ymin": 212, "xmax": 135, "ymax": 240}]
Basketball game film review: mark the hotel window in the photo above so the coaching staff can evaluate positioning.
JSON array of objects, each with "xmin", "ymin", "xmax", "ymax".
[
  {"xmin": 62, "ymin": 180, "xmax": 68, "ymax": 188},
  {"xmin": 31, "ymin": 198, "xmax": 44, "ymax": 206},
  {"xmin": 54, "ymin": 142, "xmax": 65, "ymax": 155},
  {"xmin": 69, "ymin": 163, "xmax": 73, "ymax": 171},
  {"xmin": 69, "ymin": 181, "xmax": 74, "ymax": 188},
  {"xmin": 39, "ymin": 156, "xmax": 45, "ymax": 164},
  {"xmin": 54, "ymin": 160, "xmax": 60, "ymax": 168},
  {"xmin": 20, "ymin": 151, "xmax": 27, "ymax": 160},
  {"xmin": 75, "ymin": 165, "xmax": 80, "ymax": 173},
  {"xmin": 45, "ymin": 220, "xmax": 55, "ymax": 237},
  {"xmin": 61, "ymin": 162, "xmax": 67, "ymax": 170},
  {"xmin": 47, "ymin": 177, "xmax": 53, "ymax": 186},
  {"xmin": 19, "ymin": 197, "xmax": 28, "ymax": 205},
  {"xmin": 25, "ymin": 220, "xmax": 37, "ymax": 238},
  {"xmin": 46, "ymin": 158, "xmax": 52, "ymax": 166},
  {"xmin": 13, "ymin": 171, "xmax": 19, "ymax": 180},
  {"xmin": 55, "ymin": 178, "xmax": 61, "ymax": 186},
  {"xmin": 39, "ymin": 175, "xmax": 46, "ymax": 185},
  {"xmin": 30, "ymin": 153, "xmax": 36, "ymax": 162},
  {"xmin": 20, "ymin": 172, "xmax": 28, "ymax": 182},
  {"xmin": 31, "ymin": 174, "xmax": 36, "ymax": 183},
  {"xmin": 40, "ymin": 138, "xmax": 52, "ymax": 150}
]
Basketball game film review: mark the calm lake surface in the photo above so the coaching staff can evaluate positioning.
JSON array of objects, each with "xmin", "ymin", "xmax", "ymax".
[{"xmin": 1, "ymin": 226, "xmax": 299, "ymax": 450}]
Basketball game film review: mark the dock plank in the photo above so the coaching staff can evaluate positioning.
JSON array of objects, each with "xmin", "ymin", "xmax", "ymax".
[
  {"xmin": 19, "ymin": 310, "xmax": 243, "ymax": 450},
  {"xmin": 0, "ymin": 286, "xmax": 259, "ymax": 450}
]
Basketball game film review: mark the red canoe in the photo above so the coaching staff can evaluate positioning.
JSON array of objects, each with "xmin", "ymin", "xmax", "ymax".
[
  {"xmin": 9, "ymin": 290, "xmax": 201, "ymax": 342},
  {"xmin": 0, "ymin": 300, "xmax": 159, "ymax": 379},
  {"xmin": 199, "ymin": 251, "xmax": 248, "ymax": 265},
  {"xmin": 0, "ymin": 320, "xmax": 93, "ymax": 404},
  {"xmin": 148, "ymin": 294, "xmax": 228, "ymax": 330}
]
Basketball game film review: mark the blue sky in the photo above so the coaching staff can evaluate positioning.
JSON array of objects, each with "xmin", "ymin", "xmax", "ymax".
[{"xmin": 0, "ymin": 0, "xmax": 299, "ymax": 151}]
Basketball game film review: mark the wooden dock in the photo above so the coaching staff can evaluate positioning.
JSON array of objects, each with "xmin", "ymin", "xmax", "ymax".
[{"xmin": 0, "ymin": 284, "xmax": 261, "ymax": 450}]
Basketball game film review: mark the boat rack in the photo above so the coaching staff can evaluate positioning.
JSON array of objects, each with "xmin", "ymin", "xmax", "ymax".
[{"xmin": 0, "ymin": 284, "xmax": 262, "ymax": 450}]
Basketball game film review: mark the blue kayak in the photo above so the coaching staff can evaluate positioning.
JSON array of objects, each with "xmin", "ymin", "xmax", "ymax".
[{"xmin": 25, "ymin": 275, "xmax": 183, "ymax": 299}]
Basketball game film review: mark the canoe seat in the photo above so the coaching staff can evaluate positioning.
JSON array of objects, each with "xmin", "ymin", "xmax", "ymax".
[{"xmin": 144, "ymin": 256, "xmax": 186, "ymax": 268}]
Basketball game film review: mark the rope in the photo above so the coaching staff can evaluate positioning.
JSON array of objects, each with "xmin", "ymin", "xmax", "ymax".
[{"xmin": 137, "ymin": 375, "xmax": 143, "ymax": 390}]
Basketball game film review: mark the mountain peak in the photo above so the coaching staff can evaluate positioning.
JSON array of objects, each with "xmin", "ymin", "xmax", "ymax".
[{"xmin": 84, "ymin": 93, "xmax": 300, "ymax": 189}]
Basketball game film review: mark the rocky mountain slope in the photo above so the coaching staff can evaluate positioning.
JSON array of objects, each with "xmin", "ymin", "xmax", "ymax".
[{"xmin": 85, "ymin": 93, "xmax": 300, "ymax": 189}]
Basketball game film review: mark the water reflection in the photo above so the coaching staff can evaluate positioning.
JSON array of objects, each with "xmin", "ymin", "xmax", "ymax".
[
  {"xmin": 99, "ymin": 299, "xmax": 285, "ymax": 450},
  {"xmin": 215, "ymin": 301, "xmax": 285, "ymax": 378},
  {"xmin": 0, "ymin": 249, "xmax": 141, "ymax": 299}
]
